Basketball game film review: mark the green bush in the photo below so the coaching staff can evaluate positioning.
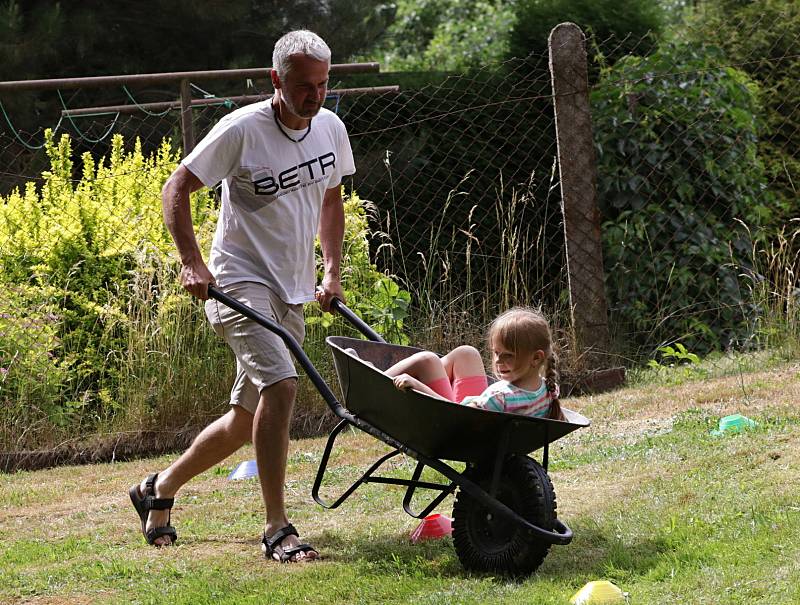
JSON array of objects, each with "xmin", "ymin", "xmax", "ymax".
[
  {"xmin": 0, "ymin": 131, "xmax": 409, "ymax": 451},
  {"xmin": 683, "ymin": 0, "xmax": 800, "ymax": 225},
  {"xmin": 591, "ymin": 41, "xmax": 774, "ymax": 355},
  {"xmin": 363, "ymin": 0, "xmax": 515, "ymax": 71},
  {"xmin": 0, "ymin": 131, "xmax": 195, "ymax": 446}
]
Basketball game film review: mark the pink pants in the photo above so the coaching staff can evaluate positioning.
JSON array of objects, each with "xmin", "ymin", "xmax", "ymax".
[{"xmin": 425, "ymin": 375, "xmax": 488, "ymax": 403}]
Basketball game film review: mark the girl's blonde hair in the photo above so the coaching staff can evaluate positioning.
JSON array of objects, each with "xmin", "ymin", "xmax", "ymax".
[{"xmin": 488, "ymin": 307, "xmax": 565, "ymax": 420}]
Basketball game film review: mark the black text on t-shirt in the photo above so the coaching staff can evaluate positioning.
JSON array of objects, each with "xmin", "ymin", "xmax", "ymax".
[{"xmin": 253, "ymin": 152, "xmax": 336, "ymax": 195}]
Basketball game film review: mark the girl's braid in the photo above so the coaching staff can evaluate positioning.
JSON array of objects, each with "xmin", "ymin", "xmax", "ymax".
[{"xmin": 544, "ymin": 349, "xmax": 566, "ymax": 421}]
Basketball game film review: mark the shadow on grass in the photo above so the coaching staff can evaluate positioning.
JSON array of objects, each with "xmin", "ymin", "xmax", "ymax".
[
  {"xmin": 310, "ymin": 522, "xmax": 674, "ymax": 582},
  {"xmin": 314, "ymin": 531, "xmax": 465, "ymax": 576},
  {"xmin": 540, "ymin": 525, "xmax": 672, "ymax": 580},
  {"xmin": 192, "ymin": 528, "xmax": 463, "ymax": 573},
  {"xmin": 180, "ymin": 518, "xmax": 672, "ymax": 583}
]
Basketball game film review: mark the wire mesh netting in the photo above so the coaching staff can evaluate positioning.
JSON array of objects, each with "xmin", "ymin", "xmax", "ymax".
[{"xmin": 1, "ymin": 17, "xmax": 798, "ymax": 456}]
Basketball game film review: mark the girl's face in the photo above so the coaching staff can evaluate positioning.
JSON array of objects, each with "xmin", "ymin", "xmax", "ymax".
[{"xmin": 490, "ymin": 338, "xmax": 545, "ymax": 387}]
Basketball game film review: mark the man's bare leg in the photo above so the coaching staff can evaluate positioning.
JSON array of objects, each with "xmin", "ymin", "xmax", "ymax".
[
  {"xmin": 254, "ymin": 377, "xmax": 318, "ymax": 562},
  {"xmin": 139, "ymin": 405, "xmax": 253, "ymax": 546}
]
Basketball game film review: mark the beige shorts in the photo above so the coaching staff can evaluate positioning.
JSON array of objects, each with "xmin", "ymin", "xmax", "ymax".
[{"xmin": 204, "ymin": 281, "xmax": 305, "ymax": 415}]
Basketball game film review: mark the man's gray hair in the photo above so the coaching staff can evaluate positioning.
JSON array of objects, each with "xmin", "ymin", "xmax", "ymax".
[{"xmin": 272, "ymin": 30, "xmax": 331, "ymax": 79}]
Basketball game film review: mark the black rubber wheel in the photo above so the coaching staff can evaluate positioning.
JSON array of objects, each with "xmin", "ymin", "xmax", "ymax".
[{"xmin": 452, "ymin": 455, "xmax": 557, "ymax": 576}]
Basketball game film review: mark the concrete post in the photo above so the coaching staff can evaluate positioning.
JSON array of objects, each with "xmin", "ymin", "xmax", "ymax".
[{"xmin": 549, "ymin": 23, "xmax": 611, "ymax": 367}]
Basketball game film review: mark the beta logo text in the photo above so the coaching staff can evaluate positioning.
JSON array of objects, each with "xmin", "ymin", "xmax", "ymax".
[{"xmin": 253, "ymin": 152, "xmax": 336, "ymax": 195}]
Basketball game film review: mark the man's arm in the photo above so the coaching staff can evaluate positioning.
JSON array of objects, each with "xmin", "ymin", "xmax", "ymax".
[
  {"xmin": 316, "ymin": 185, "xmax": 346, "ymax": 311},
  {"xmin": 162, "ymin": 164, "xmax": 215, "ymax": 300}
]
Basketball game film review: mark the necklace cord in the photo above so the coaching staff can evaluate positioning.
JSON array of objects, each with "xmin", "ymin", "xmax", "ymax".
[{"xmin": 273, "ymin": 103, "xmax": 311, "ymax": 143}]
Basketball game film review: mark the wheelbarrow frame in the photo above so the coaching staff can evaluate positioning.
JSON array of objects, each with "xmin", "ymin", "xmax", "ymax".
[{"xmin": 208, "ymin": 286, "xmax": 585, "ymax": 547}]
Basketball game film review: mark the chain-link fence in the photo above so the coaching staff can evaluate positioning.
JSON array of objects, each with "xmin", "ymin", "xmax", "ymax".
[{"xmin": 1, "ymin": 16, "xmax": 798, "ymax": 462}]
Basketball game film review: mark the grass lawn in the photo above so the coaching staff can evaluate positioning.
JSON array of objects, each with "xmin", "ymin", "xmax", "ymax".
[{"xmin": 2, "ymin": 358, "xmax": 799, "ymax": 604}]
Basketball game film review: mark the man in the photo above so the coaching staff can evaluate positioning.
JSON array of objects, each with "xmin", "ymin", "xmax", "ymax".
[{"xmin": 129, "ymin": 30, "xmax": 355, "ymax": 563}]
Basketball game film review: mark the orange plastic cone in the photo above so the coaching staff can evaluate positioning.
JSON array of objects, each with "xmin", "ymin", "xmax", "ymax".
[{"xmin": 410, "ymin": 513, "xmax": 453, "ymax": 543}]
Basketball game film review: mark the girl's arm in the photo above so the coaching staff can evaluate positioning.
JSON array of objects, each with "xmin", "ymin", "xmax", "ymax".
[
  {"xmin": 463, "ymin": 391, "xmax": 505, "ymax": 412},
  {"xmin": 392, "ymin": 374, "xmax": 451, "ymax": 401}
]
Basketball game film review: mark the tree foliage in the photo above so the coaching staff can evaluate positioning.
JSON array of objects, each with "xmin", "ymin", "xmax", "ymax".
[
  {"xmin": 509, "ymin": 0, "xmax": 664, "ymax": 63},
  {"xmin": 591, "ymin": 41, "xmax": 773, "ymax": 354},
  {"xmin": 366, "ymin": 0, "xmax": 664, "ymax": 72},
  {"xmin": 0, "ymin": 0, "xmax": 394, "ymax": 80},
  {"xmin": 364, "ymin": 0, "xmax": 516, "ymax": 71},
  {"xmin": 683, "ymin": 0, "xmax": 800, "ymax": 223}
]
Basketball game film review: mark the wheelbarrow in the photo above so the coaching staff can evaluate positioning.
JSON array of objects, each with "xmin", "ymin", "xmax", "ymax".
[{"xmin": 208, "ymin": 286, "xmax": 590, "ymax": 575}]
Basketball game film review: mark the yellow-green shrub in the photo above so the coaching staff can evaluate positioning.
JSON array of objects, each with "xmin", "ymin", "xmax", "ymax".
[
  {"xmin": 0, "ymin": 130, "xmax": 217, "ymax": 448},
  {"xmin": 0, "ymin": 130, "xmax": 408, "ymax": 451}
]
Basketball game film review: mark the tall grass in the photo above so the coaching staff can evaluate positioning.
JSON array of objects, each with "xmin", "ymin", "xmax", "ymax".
[
  {"xmin": 298, "ymin": 172, "xmax": 577, "ymax": 430},
  {"xmin": 109, "ymin": 252, "xmax": 234, "ymax": 435},
  {"xmin": 742, "ymin": 219, "xmax": 800, "ymax": 356},
  {"xmin": 0, "ymin": 283, "xmax": 70, "ymax": 452},
  {"xmin": 374, "ymin": 164, "xmax": 572, "ymax": 368}
]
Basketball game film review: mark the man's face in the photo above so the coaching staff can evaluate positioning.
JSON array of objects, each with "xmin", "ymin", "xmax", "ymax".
[{"xmin": 275, "ymin": 54, "xmax": 329, "ymax": 119}]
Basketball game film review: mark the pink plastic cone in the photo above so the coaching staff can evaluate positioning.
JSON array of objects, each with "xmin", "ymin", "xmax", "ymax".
[{"xmin": 410, "ymin": 513, "xmax": 453, "ymax": 543}]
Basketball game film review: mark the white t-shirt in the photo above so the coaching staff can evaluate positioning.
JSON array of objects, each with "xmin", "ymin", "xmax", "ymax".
[{"xmin": 183, "ymin": 101, "xmax": 356, "ymax": 304}]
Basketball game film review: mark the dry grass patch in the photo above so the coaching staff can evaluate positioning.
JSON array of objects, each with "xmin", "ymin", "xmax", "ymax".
[{"xmin": 566, "ymin": 361, "xmax": 799, "ymax": 434}]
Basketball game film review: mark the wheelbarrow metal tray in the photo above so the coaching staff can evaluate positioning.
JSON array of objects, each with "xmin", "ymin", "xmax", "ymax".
[{"xmin": 327, "ymin": 336, "xmax": 589, "ymax": 463}]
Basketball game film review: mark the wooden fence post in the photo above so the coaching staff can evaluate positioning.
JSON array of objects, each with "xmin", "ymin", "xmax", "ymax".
[
  {"xmin": 179, "ymin": 78, "xmax": 195, "ymax": 156},
  {"xmin": 549, "ymin": 23, "xmax": 611, "ymax": 368}
]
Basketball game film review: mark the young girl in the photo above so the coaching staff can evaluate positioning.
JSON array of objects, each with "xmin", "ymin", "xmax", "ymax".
[{"xmin": 384, "ymin": 308, "xmax": 565, "ymax": 420}]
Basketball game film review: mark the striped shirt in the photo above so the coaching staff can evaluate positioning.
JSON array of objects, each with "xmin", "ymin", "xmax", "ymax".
[{"xmin": 462, "ymin": 379, "xmax": 555, "ymax": 417}]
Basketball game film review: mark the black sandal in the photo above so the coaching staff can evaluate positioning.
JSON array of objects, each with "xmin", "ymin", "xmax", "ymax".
[
  {"xmin": 129, "ymin": 473, "xmax": 178, "ymax": 546},
  {"xmin": 262, "ymin": 524, "xmax": 318, "ymax": 562}
]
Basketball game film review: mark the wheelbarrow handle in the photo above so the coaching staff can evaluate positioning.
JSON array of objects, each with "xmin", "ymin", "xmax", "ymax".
[
  {"xmin": 207, "ymin": 284, "xmax": 406, "ymax": 448},
  {"xmin": 206, "ymin": 286, "xmax": 384, "ymax": 345},
  {"xmin": 329, "ymin": 298, "xmax": 386, "ymax": 343}
]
